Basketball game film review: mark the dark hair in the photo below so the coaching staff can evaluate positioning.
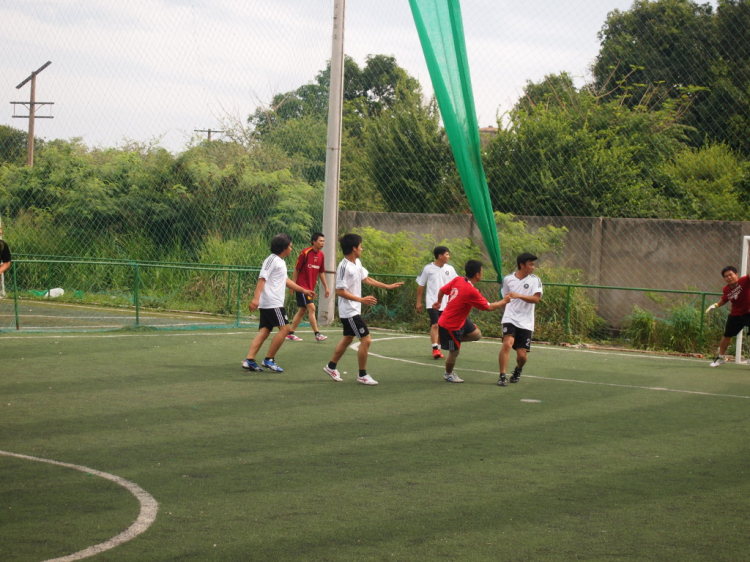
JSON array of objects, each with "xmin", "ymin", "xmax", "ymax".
[
  {"xmin": 311, "ymin": 232, "xmax": 324, "ymax": 243},
  {"xmin": 464, "ymin": 259, "xmax": 483, "ymax": 278},
  {"xmin": 516, "ymin": 252, "xmax": 538, "ymax": 270},
  {"xmin": 270, "ymin": 233, "xmax": 292, "ymax": 255},
  {"xmin": 722, "ymin": 266, "xmax": 738, "ymax": 277},
  {"xmin": 433, "ymin": 246, "xmax": 450, "ymax": 260},
  {"xmin": 339, "ymin": 233, "xmax": 363, "ymax": 255}
]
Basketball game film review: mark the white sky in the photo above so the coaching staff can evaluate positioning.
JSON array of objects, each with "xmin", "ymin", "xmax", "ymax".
[{"xmin": 0, "ymin": 0, "xmax": 706, "ymax": 153}]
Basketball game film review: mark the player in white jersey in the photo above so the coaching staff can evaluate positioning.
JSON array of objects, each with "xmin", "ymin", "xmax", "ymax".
[
  {"xmin": 498, "ymin": 253, "xmax": 543, "ymax": 387},
  {"xmin": 416, "ymin": 246, "xmax": 458, "ymax": 359},
  {"xmin": 323, "ymin": 233, "xmax": 403, "ymax": 385},
  {"xmin": 242, "ymin": 234, "xmax": 315, "ymax": 373}
]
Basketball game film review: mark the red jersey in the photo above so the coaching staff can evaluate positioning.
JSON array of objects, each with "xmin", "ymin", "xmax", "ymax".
[
  {"xmin": 294, "ymin": 247, "xmax": 325, "ymax": 291},
  {"xmin": 437, "ymin": 277, "xmax": 490, "ymax": 331},
  {"xmin": 723, "ymin": 275, "xmax": 750, "ymax": 316}
]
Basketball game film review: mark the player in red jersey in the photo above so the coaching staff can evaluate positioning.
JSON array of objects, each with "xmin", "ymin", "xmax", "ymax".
[
  {"xmin": 287, "ymin": 232, "xmax": 330, "ymax": 342},
  {"xmin": 705, "ymin": 265, "xmax": 750, "ymax": 366},
  {"xmin": 432, "ymin": 260, "xmax": 508, "ymax": 383}
]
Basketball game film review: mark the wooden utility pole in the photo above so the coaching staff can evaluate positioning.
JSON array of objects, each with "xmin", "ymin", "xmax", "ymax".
[
  {"xmin": 194, "ymin": 128, "xmax": 225, "ymax": 141},
  {"xmin": 12, "ymin": 61, "xmax": 53, "ymax": 167}
]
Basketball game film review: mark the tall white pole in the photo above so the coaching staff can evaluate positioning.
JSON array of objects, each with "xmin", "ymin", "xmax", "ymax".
[
  {"xmin": 0, "ymin": 214, "xmax": 5, "ymax": 298},
  {"xmin": 318, "ymin": 0, "xmax": 346, "ymax": 326}
]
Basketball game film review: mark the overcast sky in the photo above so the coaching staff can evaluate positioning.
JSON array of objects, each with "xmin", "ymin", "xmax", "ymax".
[{"xmin": 1, "ymin": 0, "xmax": 700, "ymax": 153}]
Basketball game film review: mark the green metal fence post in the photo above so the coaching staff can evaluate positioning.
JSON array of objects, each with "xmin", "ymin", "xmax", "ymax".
[
  {"xmin": 226, "ymin": 270, "xmax": 232, "ymax": 314},
  {"xmin": 46, "ymin": 261, "xmax": 52, "ymax": 298},
  {"xmin": 13, "ymin": 262, "xmax": 20, "ymax": 330},
  {"xmin": 235, "ymin": 270, "xmax": 243, "ymax": 328},
  {"xmin": 698, "ymin": 293, "xmax": 707, "ymax": 353},
  {"xmin": 565, "ymin": 285, "xmax": 572, "ymax": 337},
  {"xmin": 134, "ymin": 263, "xmax": 140, "ymax": 327}
]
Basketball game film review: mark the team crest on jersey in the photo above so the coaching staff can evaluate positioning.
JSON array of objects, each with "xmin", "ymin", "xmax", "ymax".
[{"xmin": 524, "ymin": 284, "xmax": 529, "ymax": 289}]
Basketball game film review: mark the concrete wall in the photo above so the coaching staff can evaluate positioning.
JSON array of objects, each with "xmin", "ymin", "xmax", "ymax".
[{"xmin": 341, "ymin": 211, "xmax": 750, "ymax": 326}]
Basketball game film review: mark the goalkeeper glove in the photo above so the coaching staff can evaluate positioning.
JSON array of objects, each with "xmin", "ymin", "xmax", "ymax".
[{"xmin": 705, "ymin": 303, "xmax": 718, "ymax": 313}]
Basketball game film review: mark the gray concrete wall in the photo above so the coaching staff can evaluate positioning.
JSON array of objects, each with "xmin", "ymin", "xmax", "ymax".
[{"xmin": 341, "ymin": 211, "xmax": 750, "ymax": 326}]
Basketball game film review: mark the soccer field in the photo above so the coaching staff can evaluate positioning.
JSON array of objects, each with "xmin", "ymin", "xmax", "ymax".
[{"xmin": 1, "ymin": 328, "xmax": 749, "ymax": 562}]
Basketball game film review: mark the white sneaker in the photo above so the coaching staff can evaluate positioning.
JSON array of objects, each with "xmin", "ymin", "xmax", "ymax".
[
  {"xmin": 710, "ymin": 356, "xmax": 728, "ymax": 367},
  {"xmin": 315, "ymin": 333, "xmax": 328, "ymax": 342},
  {"xmin": 357, "ymin": 374, "xmax": 378, "ymax": 385},
  {"xmin": 323, "ymin": 365, "xmax": 343, "ymax": 382},
  {"xmin": 443, "ymin": 372, "xmax": 464, "ymax": 383},
  {"xmin": 286, "ymin": 334, "xmax": 303, "ymax": 341}
]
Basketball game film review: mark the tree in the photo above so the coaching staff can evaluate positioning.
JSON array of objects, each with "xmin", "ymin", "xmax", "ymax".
[{"xmin": 0, "ymin": 125, "xmax": 31, "ymax": 166}]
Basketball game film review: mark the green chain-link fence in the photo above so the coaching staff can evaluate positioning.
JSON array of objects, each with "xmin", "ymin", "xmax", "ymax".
[{"xmin": 1, "ymin": 0, "xmax": 749, "ymax": 354}]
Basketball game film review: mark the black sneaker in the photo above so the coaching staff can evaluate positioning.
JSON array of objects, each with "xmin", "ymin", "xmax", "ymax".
[
  {"xmin": 498, "ymin": 374, "xmax": 508, "ymax": 387},
  {"xmin": 510, "ymin": 367, "xmax": 521, "ymax": 383}
]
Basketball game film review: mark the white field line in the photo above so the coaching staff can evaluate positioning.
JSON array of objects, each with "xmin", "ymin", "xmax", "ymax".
[{"xmin": 0, "ymin": 450, "xmax": 157, "ymax": 562}]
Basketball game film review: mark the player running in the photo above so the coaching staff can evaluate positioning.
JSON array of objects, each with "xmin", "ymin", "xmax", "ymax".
[
  {"xmin": 286, "ymin": 232, "xmax": 330, "ymax": 342},
  {"xmin": 416, "ymin": 246, "xmax": 458, "ymax": 359},
  {"xmin": 705, "ymin": 265, "xmax": 750, "ymax": 367},
  {"xmin": 498, "ymin": 253, "xmax": 543, "ymax": 386},
  {"xmin": 434, "ymin": 260, "xmax": 508, "ymax": 383}
]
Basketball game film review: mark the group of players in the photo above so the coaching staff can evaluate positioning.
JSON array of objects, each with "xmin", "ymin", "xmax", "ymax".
[{"xmin": 241, "ymin": 231, "xmax": 543, "ymax": 386}]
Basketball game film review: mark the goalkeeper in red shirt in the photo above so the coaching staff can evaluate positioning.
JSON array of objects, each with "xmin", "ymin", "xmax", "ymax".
[
  {"xmin": 705, "ymin": 265, "xmax": 750, "ymax": 367},
  {"xmin": 433, "ymin": 260, "xmax": 508, "ymax": 383},
  {"xmin": 287, "ymin": 232, "xmax": 331, "ymax": 342}
]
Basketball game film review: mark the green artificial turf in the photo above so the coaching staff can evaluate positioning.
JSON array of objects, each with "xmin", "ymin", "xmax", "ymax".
[{"xmin": 1, "ymin": 328, "xmax": 748, "ymax": 561}]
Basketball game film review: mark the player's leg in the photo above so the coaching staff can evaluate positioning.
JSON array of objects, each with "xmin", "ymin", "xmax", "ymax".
[
  {"xmin": 306, "ymin": 302, "xmax": 320, "ymax": 334},
  {"xmin": 445, "ymin": 349, "xmax": 460, "ymax": 374},
  {"xmin": 498, "ymin": 324, "xmax": 516, "ymax": 386},
  {"xmin": 510, "ymin": 328, "xmax": 532, "ymax": 383},
  {"xmin": 711, "ymin": 315, "xmax": 744, "ymax": 366},
  {"xmin": 243, "ymin": 322, "xmax": 272, "ymax": 371},
  {"xmin": 440, "ymin": 324, "xmax": 464, "ymax": 383},
  {"xmin": 429, "ymin": 309, "xmax": 443, "ymax": 359},
  {"xmin": 287, "ymin": 292, "xmax": 306, "ymax": 341},
  {"xmin": 323, "ymin": 334, "xmax": 353, "ymax": 382},
  {"xmin": 357, "ymin": 333, "xmax": 371, "ymax": 370},
  {"xmin": 259, "ymin": 308, "xmax": 290, "ymax": 372}
]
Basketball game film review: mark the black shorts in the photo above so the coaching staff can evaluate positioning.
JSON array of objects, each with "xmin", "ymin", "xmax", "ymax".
[
  {"xmin": 502, "ymin": 323, "xmax": 532, "ymax": 351},
  {"xmin": 724, "ymin": 313, "xmax": 750, "ymax": 338},
  {"xmin": 295, "ymin": 291, "xmax": 314, "ymax": 308},
  {"xmin": 259, "ymin": 307, "xmax": 289, "ymax": 331},
  {"xmin": 438, "ymin": 318, "xmax": 477, "ymax": 351},
  {"xmin": 341, "ymin": 315, "xmax": 370, "ymax": 339},
  {"xmin": 428, "ymin": 308, "xmax": 442, "ymax": 326}
]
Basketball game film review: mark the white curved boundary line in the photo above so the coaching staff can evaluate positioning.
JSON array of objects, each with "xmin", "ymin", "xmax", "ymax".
[{"xmin": 0, "ymin": 450, "xmax": 158, "ymax": 562}]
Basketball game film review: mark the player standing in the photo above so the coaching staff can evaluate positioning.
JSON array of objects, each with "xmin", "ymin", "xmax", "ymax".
[
  {"xmin": 323, "ymin": 233, "xmax": 403, "ymax": 385},
  {"xmin": 498, "ymin": 253, "xmax": 543, "ymax": 386},
  {"xmin": 286, "ymin": 232, "xmax": 330, "ymax": 342},
  {"xmin": 416, "ymin": 246, "xmax": 458, "ymax": 359},
  {"xmin": 705, "ymin": 265, "xmax": 750, "ymax": 366},
  {"xmin": 434, "ymin": 260, "xmax": 508, "ymax": 383},
  {"xmin": 242, "ymin": 234, "xmax": 315, "ymax": 373}
]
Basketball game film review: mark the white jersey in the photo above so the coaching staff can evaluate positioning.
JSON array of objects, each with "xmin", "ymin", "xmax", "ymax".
[
  {"xmin": 501, "ymin": 272, "xmax": 543, "ymax": 331},
  {"xmin": 335, "ymin": 257, "xmax": 369, "ymax": 318},
  {"xmin": 258, "ymin": 254, "xmax": 289, "ymax": 309},
  {"xmin": 416, "ymin": 262, "xmax": 458, "ymax": 311}
]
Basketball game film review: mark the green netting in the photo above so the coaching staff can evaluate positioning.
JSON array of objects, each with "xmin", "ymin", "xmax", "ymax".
[{"xmin": 409, "ymin": 0, "xmax": 502, "ymax": 278}]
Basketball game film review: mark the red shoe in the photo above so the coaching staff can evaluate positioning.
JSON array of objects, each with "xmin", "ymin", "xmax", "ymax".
[{"xmin": 432, "ymin": 349, "xmax": 444, "ymax": 359}]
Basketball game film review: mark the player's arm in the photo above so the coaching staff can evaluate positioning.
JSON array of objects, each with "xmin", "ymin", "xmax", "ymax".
[
  {"xmin": 706, "ymin": 296, "xmax": 728, "ymax": 313},
  {"xmin": 318, "ymin": 269, "xmax": 330, "ymax": 298},
  {"xmin": 488, "ymin": 294, "xmax": 512, "ymax": 311},
  {"xmin": 248, "ymin": 278, "xmax": 265, "ymax": 312},
  {"xmin": 416, "ymin": 284, "xmax": 424, "ymax": 311},
  {"xmin": 505, "ymin": 292, "xmax": 541, "ymax": 304},
  {"xmin": 0, "ymin": 261, "xmax": 10, "ymax": 276},
  {"xmin": 432, "ymin": 287, "xmax": 447, "ymax": 310},
  {"xmin": 286, "ymin": 278, "xmax": 314, "ymax": 298},
  {"xmin": 336, "ymin": 288, "xmax": 377, "ymax": 306},
  {"xmin": 364, "ymin": 277, "xmax": 403, "ymax": 290}
]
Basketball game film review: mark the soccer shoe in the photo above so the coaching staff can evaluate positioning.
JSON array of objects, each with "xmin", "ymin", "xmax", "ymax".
[
  {"xmin": 432, "ymin": 348, "xmax": 444, "ymax": 359},
  {"xmin": 242, "ymin": 359, "xmax": 264, "ymax": 372},
  {"xmin": 498, "ymin": 374, "xmax": 508, "ymax": 387},
  {"xmin": 286, "ymin": 333, "xmax": 303, "ymax": 341},
  {"xmin": 323, "ymin": 365, "xmax": 343, "ymax": 382},
  {"xmin": 510, "ymin": 367, "xmax": 522, "ymax": 383},
  {"xmin": 262, "ymin": 359, "xmax": 284, "ymax": 372},
  {"xmin": 444, "ymin": 372, "xmax": 464, "ymax": 383},
  {"xmin": 357, "ymin": 374, "xmax": 379, "ymax": 385},
  {"xmin": 709, "ymin": 356, "xmax": 728, "ymax": 367},
  {"xmin": 315, "ymin": 333, "xmax": 328, "ymax": 342}
]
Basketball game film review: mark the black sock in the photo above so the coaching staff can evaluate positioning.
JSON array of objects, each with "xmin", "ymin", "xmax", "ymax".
[
  {"xmin": 265, "ymin": 357, "xmax": 273, "ymax": 362},
  {"xmin": 328, "ymin": 361, "xmax": 337, "ymax": 370},
  {"xmin": 315, "ymin": 332, "xmax": 321, "ymax": 336},
  {"xmin": 432, "ymin": 344, "xmax": 439, "ymax": 350},
  {"xmin": 359, "ymin": 370, "xmax": 367, "ymax": 377}
]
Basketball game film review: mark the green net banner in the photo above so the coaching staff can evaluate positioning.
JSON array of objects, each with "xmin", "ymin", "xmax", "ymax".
[{"xmin": 409, "ymin": 0, "xmax": 502, "ymax": 278}]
